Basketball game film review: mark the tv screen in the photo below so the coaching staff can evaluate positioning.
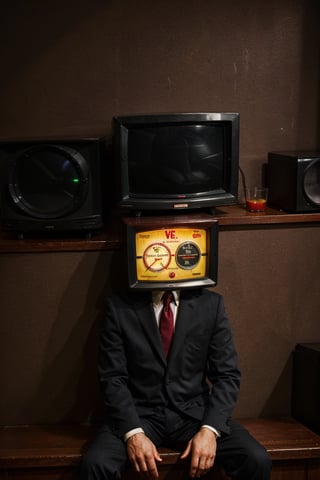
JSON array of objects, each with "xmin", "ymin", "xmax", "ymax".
[
  {"xmin": 112, "ymin": 113, "xmax": 239, "ymax": 213},
  {"xmin": 124, "ymin": 216, "xmax": 219, "ymax": 290}
]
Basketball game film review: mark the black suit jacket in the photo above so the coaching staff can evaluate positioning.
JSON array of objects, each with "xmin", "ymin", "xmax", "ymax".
[{"xmin": 98, "ymin": 288, "xmax": 240, "ymax": 437}]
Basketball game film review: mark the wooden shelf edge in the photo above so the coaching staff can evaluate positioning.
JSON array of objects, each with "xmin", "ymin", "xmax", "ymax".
[
  {"xmin": 0, "ymin": 231, "xmax": 122, "ymax": 254},
  {"xmin": 1, "ymin": 205, "xmax": 319, "ymax": 253},
  {"xmin": 216, "ymin": 205, "xmax": 320, "ymax": 226}
]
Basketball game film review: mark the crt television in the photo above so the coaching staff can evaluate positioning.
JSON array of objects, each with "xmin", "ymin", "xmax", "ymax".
[
  {"xmin": 112, "ymin": 112, "xmax": 239, "ymax": 213},
  {"xmin": 124, "ymin": 216, "xmax": 218, "ymax": 290}
]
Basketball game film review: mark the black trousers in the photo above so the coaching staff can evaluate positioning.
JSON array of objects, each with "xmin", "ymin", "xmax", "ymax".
[{"xmin": 78, "ymin": 408, "xmax": 272, "ymax": 480}]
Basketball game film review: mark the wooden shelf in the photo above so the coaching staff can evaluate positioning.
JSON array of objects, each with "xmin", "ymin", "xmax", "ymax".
[
  {"xmin": 1, "ymin": 205, "xmax": 319, "ymax": 253},
  {"xmin": 214, "ymin": 204, "xmax": 320, "ymax": 226},
  {"xmin": 0, "ymin": 226, "xmax": 122, "ymax": 254}
]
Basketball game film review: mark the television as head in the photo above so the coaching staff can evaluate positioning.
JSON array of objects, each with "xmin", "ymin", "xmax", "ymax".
[{"xmin": 123, "ymin": 215, "xmax": 219, "ymax": 290}]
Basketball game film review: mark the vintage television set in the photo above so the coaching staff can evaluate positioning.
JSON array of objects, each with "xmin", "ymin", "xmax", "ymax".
[
  {"xmin": 124, "ymin": 217, "xmax": 218, "ymax": 290},
  {"xmin": 112, "ymin": 113, "xmax": 240, "ymax": 214}
]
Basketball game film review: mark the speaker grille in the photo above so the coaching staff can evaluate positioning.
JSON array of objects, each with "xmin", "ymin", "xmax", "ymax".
[
  {"xmin": 8, "ymin": 144, "xmax": 89, "ymax": 219},
  {"xmin": 303, "ymin": 159, "xmax": 320, "ymax": 206},
  {"xmin": 0, "ymin": 138, "xmax": 105, "ymax": 234}
]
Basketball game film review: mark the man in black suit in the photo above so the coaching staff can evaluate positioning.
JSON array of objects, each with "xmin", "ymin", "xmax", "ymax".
[{"xmin": 79, "ymin": 288, "xmax": 271, "ymax": 479}]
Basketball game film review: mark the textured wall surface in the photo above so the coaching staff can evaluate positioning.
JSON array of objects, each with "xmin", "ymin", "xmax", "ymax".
[{"xmin": 0, "ymin": 0, "xmax": 320, "ymax": 424}]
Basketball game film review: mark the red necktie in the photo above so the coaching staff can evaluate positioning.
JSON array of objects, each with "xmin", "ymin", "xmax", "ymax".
[{"xmin": 159, "ymin": 291, "xmax": 174, "ymax": 358}]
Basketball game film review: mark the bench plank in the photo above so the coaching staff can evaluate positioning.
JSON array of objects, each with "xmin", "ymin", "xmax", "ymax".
[
  {"xmin": 239, "ymin": 418, "xmax": 320, "ymax": 460},
  {"xmin": 0, "ymin": 424, "xmax": 96, "ymax": 468},
  {"xmin": 0, "ymin": 418, "xmax": 319, "ymax": 480}
]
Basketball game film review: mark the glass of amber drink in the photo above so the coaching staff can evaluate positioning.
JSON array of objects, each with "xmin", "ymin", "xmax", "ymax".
[{"xmin": 245, "ymin": 187, "xmax": 268, "ymax": 212}]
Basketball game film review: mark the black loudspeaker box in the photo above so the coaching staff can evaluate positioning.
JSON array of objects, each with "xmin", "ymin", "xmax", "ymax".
[
  {"xmin": 267, "ymin": 151, "xmax": 320, "ymax": 212},
  {"xmin": 0, "ymin": 137, "xmax": 105, "ymax": 236},
  {"xmin": 292, "ymin": 343, "xmax": 320, "ymax": 434}
]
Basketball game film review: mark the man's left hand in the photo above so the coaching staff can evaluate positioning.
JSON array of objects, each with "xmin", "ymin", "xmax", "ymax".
[{"xmin": 180, "ymin": 428, "xmax": 217, "ymax": 478}]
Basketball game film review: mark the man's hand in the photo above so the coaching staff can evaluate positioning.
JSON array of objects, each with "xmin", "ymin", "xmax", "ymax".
[
  {"xmin": 126, "ymin": 432, "xmax": 162, "ymax": 480},
  {"xmin": 180, "ymin": 428, "xmax": 217, "ymax": 478}
]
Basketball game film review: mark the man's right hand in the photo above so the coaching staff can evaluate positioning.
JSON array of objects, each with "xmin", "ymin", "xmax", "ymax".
[{"xmin": 126, "ymin": 432, "xmax": 162, "ymax": 480}]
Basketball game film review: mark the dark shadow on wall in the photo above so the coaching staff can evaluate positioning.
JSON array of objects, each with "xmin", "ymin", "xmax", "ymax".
[
  {"xmin": 0, "ymin": 1, "xmax": 104, "ymax": 90},
  {"xmin": 19, "ymin": 249, "xmax": 129, "ymax": 425},
  {"xmin": 298, "ymin": 0, "xmax": 320, "ymax": 148},
  {"xmin": 260, "ymin": 353, "xmax": 293, "ymax": 418}
]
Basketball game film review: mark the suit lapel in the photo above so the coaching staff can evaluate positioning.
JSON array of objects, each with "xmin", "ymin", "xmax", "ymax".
[
  {"xmin": 133, "ymin": 292, "xmax": 166, "ymax": 365},
  {"xmin": 167, "ymin": 289, "xmax": 200, "ymax": 367}
]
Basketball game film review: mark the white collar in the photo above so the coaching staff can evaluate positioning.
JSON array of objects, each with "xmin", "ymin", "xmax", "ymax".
[{"xmin": 152, "ymin": 290, "xmax": 180, "ymax": 307}]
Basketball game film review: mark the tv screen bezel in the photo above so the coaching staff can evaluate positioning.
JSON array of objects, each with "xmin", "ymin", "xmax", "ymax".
[
  {"xmin": 113, "ymin": 112, "xmax": 239, "ymax": 213},
  {"xmin": 124, "ymin": 217, "xmax": 219, "ymax": 290}
]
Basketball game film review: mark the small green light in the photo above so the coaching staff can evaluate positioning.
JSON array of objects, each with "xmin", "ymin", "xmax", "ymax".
[{"xmin": 72, "ymin": 178, "xmax": 79, "ymax": 183}]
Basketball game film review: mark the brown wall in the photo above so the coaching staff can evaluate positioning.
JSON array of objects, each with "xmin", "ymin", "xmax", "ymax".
[{"xmin": 0, "ymin": 0, "xmax": 320, "ymax": 425}]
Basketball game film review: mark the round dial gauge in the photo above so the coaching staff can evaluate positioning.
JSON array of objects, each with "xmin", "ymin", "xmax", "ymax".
[
  {"xmin": 143, "ymin": 242, "xmax": 171, "ymax": 272},
  {"xmin": 175, "ymin": 241, "xmax": 201, "ymax": 270}
]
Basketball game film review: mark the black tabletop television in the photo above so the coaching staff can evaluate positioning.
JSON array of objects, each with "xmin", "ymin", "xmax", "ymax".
[{"xmin": 112, "ymin": 112, "xmax": 239, "ymax": 214}]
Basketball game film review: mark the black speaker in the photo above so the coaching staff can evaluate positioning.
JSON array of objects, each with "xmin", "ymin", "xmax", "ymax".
[
  {"xmin": 0, "ymin": 138, "xmax": 105, "ymax": 236},
  {"xmin": 292, "ymin": 343, "xmax": 320, "ymax": 434},
  {"xmin": 267, "ymin": 151, "xmax": 320, "ymax": 212}
]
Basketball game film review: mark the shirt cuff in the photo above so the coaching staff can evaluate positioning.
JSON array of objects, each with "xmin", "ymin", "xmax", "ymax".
[
  {"xmin": 201, "ymin": 425, "xmax": 221, "ymax": 439},
  {"xmin": 124, "ymin": 427, "xmax": 145, "ymax": 442}
]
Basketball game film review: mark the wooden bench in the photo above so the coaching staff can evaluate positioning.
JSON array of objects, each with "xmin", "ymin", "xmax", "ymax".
[{"xmin": 0, "ymin": 418, "xmax": 319, "ymax": 480}]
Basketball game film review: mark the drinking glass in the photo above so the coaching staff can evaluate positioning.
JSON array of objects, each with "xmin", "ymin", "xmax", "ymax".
[{"xmin": 245, "ymin": 187, "xmax": 268, "ymax": 212}]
